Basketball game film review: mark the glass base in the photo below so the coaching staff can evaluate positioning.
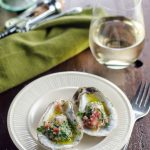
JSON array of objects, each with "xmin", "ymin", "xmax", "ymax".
[
  {"xmin": 99, "ymin": 60, "xmax": 132, "ymax": 69},
  {"xmin": 105, "ymin": 65, "xmax": 129, "ymax": 69}
]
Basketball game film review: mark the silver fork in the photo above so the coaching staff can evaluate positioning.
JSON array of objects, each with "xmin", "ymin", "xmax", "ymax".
[{"xmin": 123, "ymin": 82, "xmax": 150, "ymax": 150}]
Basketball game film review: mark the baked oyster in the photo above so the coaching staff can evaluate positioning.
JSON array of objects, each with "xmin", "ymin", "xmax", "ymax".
[
  {"xmin": 37, "ymin": 100, "xmax": 83, "ymax": 149},
  {"xmin": 72, "ymin": 87, "xmax": 117, "ymax": 136}
]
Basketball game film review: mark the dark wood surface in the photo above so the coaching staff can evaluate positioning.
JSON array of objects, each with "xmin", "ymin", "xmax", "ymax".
[{"xmin": 0, "ymin": 0, "xmax": 150, "ymax": 150}]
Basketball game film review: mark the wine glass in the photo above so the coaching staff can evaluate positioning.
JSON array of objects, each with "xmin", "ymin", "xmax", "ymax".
[{"xmin": 89, "ymin": 0, "xmax": 145, "ymax": 69}]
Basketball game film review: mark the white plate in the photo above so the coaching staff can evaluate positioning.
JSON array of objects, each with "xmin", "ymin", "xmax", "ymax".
[{"xmin": 7, "ymin": 71, "xmax": 134, "ymax": 150}]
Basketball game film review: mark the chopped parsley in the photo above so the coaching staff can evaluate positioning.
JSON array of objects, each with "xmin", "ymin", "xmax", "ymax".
[
  {"xmin": 85, "ymin": 105, "xmax": 93, "ymax": 118},
  {"xmin": 37, "ymin": 126, "xmax": 45, "ymax": 134},
  {"xmin": 37, "ymin": 118, "xmax": 73, "ymax": 143},
  {"xmin": 77, "ymin": 111, "xmax": 84, "ymax": 118}
]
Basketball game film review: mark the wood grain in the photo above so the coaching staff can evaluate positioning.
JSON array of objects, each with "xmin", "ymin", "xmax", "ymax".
[{"xmin": 0, "ymin": 0, "xmax": 150, "ymax": 149}]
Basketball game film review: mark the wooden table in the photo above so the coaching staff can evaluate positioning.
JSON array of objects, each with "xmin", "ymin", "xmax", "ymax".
[{"xmin": 0, "ymin": 0, "xmax": 150, "ymax": 150}]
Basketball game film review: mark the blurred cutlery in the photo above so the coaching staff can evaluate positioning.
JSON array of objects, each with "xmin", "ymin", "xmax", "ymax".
[
  {"xmin": 0, "ymin": 6, "xmax": 83, "ymax": 39},
  {"xmin": 26, "ymin": 7, "xmax": 83, "ymax": 30},
  {"xmin": 5, "ymin": 0, "xmax": 62, "ymax": 29}
]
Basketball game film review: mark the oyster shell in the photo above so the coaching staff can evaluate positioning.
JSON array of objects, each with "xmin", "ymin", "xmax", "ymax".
[
  {"xmin": 37, "ymin": 100, "xmax": 83, "ymax": 149},
  {"xmin": 72, "ymin": 87, "xmax": 117, "ymax": 137}
]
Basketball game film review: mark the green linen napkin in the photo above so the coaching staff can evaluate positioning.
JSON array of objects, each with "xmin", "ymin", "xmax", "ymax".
[{"xmin": 0, "ymin": 9, "xmax": 103, "ymax": 93}]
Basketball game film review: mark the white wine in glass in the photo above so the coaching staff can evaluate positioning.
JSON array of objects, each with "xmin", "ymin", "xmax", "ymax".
[{"xmin": 89, "ymin": 0, "xmax": 145, "ymax": 69}]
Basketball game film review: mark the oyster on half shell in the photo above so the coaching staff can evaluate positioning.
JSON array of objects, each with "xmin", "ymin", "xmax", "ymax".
[
  {"xmin": 37, "ymin": 100, "xmax": 83, "ymax": 150},
  {"xmin": 72, "ymin": 87, "xmax": 117, "ymax": 137}
]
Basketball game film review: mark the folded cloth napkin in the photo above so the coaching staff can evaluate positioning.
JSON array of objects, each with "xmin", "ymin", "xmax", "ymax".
[{"xmin": 0, "ymin": 8, "xmax": 103, "ymax": 93}]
